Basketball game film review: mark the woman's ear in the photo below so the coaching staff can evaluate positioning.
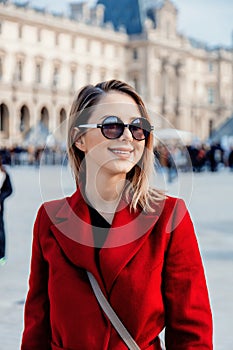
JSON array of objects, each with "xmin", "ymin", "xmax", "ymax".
[
  {"xmin": 74, "ymin": 135, "xmax": 86, "ymax": 152},
  {"xmin": 72, "ymin": 127, "xmax": 85, "ymax": 152}
]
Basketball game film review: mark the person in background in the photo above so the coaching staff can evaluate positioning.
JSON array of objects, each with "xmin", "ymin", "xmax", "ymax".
[
  {"xmin": 228, "ymin": 146, "xmax": 233, "ymax": 171},
  {"xmin": 21, "ymin": 80, "xmax": 213, "ymax": 349},
  {"xmin": 0, "ymin": 156, "xmax": 13, "ymax": 265}
]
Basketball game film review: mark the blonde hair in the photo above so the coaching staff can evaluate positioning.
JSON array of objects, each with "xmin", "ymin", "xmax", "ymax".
[{"xmin": 67, "ymin": 79, "xmax": 164, "ymax": 212}]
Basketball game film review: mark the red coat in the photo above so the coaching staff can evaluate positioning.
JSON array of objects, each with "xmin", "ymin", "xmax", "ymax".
[{"xmin": 21, "ymin": 188, "xmax": 212, "ymax": 349}]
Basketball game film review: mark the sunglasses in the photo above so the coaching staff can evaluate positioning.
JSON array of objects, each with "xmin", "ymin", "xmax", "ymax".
[{"xmin": 76, "ymin": 116, "xmax": 154, "ymax": 141}]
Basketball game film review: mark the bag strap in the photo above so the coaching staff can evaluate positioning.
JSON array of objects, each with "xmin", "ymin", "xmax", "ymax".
[{"xmin": 87, "ymin": 271, "xmax": 141, "ymax": 350}]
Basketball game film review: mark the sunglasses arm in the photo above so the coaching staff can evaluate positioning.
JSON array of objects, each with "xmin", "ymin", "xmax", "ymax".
[{"xmin": 75, "ymin": 124, "xmax": 101, "ymax": 130}]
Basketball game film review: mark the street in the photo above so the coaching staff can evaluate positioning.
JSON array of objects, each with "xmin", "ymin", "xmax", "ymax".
[{"xmin": 0, "ymin": 165, "xmax": 233, "ymax": 349}]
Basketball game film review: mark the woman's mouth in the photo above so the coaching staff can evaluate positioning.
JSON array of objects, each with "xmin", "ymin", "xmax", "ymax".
[{"xmin": 108, "ymin": 147, "xmax": 134, "ymax": 158}]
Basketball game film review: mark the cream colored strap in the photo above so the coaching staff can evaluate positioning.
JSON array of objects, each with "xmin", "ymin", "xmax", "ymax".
[{"xmin": 87, "ymin": 271, "xmax": 141, "ymax": 350}]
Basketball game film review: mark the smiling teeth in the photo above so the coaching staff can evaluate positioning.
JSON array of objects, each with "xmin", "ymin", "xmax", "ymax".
[{"xmin": 111, "ymin": 150, "xmax": 130, "ymax": 154}]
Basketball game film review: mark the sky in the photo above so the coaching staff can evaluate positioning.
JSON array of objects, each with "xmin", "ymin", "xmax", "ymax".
[{"xmin": 27, "ymin": 0, "xmax": 233, "ymax": 47}]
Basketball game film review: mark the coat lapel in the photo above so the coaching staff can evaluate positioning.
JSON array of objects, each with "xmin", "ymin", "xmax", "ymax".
[
  {"xmin": 99, "ymin": 199, "xmax": 161, "ymax": 293},
  {"xmin": 48, "ymin": 187, "xmax": 164, "ymax": 295},
  {"xmin": 48, "ymin": 189, "xmax": 104, "ymax": 291}
]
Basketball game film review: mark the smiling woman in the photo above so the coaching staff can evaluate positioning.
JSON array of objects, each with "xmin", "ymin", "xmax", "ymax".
[
  {"xmin": 68, "ymin": 80, "xmax": 158, "ymax": 215},
  {"xmin": 21, "ymin": 80, "xmax": 213, "ymax": 350}
]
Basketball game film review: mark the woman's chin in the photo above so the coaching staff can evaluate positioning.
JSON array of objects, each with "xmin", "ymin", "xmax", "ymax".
[{"xmin": 104, "ymin": 160, "xmax": 134, "ymax": 176}]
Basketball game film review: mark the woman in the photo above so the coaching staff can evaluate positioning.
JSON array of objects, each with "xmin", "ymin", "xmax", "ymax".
[
  {"xmin": 21, "ymin": 80, "xmax": 212, "ymax": 349},
  {"xmin": 0, "ymin": 156, "xmax": 13, "ymax": 265}
]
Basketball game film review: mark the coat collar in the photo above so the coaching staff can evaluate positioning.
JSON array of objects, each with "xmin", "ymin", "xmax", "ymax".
[{"xmin": 49, "ymin": 187, "xmax": 163, "ymax": 294}]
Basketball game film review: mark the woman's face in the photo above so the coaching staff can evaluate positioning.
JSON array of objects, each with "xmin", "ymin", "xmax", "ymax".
[{"xmin": 75, "ymin": 91, "xmax": 146, "ymax": 178}]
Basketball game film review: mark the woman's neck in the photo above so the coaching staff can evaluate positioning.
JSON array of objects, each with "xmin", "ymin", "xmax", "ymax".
[{"xmin": 85, "ymin": 170, "xmax": 126, "ymax": 215}]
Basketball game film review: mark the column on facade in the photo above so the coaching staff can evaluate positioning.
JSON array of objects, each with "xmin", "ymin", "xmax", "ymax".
[
  {"xmin": 167, "ymin": 63, "xmax": 176, "ymax": 124},
  {"xmin": 160, "ymin": 59, "xmax": 177, "ymax": 127},
  {"xmin": 85, "ymin": 64, "xmax": 93, "ymax": 85},
  {"xmin": 160, "ymin": 58, "xmax": 167, "ymax": 118},
  {"xmin": 174, "ymin": 62, "xmax": 186, "ymax": 130},
  {"xmin": 153, "ymin": 58, "xmax": 162, "ymax": 99},
  {"xmin": 9, "ymin": 103, "xmax": 18, "ymax": 145},
  {"xmin": 144, "ymin": 44, "xmax": 153, "ymax": 102}
]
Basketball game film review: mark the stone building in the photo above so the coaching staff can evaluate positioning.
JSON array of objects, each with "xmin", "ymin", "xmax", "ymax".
[{"xmin": 0, "ymin": 0, "xmax": 232, "ymax": 147}]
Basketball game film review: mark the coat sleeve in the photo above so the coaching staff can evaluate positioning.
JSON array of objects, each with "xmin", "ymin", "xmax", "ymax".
[
  {"xmin": 163, "ymin": 199, "xmax": 213, "ymax": 349},
  {"xmin": 21, "ymin": 205, "xmax": 51, "ymax": 350}
]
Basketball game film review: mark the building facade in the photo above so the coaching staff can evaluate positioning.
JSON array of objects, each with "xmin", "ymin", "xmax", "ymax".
[{"xmin": 0, "ymin": 0, "xmax": 232, "ymax": 147}]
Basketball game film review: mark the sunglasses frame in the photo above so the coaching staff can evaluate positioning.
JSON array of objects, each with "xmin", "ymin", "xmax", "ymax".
[{"xmin": 76, "ymin": 116, "xmax": 154, "ymax": 141}]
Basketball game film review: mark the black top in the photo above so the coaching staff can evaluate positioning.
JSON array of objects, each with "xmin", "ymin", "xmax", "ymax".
[
  {"xmin": 87, "ymin": 204, "xmax": 111, "ymax": 248},
  {"xmin": 87, "ymin": 204, "xmax": 112, "ymax": 289}
]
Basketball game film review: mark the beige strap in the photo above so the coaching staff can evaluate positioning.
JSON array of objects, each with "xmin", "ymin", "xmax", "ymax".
[{"xmin": 87, "ymin": 271, "xmax": 141, "ymax": 350}]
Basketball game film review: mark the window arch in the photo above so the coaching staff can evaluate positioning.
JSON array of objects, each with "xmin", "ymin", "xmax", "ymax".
[
  {"xmin": 60, "ymin": 108, "xmax": 66, "ymax": 124},
  {"xmin": 40, "ymin": 107, "xmax": 49, "ymax": 129},
  {"xmin": 20, "ymin": 105, "xmax": 30, "ymax": 133},
  {"xmin": 0, "ymin": 103, "xmax": 9, "ymax": 138},
  {"xmin": 59, "ymin": 108, "xmax": 67, "ymax": 139}
]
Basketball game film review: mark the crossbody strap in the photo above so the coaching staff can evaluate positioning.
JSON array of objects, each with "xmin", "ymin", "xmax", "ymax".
[{"xmin": 87, "ymin": 271, "xmax": 141, "ymax": 350}]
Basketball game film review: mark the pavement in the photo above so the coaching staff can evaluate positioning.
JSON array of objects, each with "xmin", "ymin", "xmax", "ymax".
[{"xmin": 0, "ymin": 165, "xmax": 233, "ymax": 349}]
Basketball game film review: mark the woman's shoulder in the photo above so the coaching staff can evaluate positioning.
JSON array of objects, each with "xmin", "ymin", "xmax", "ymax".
[
  {"xmin": 37, "ymin": 187, "xmax": 82, "ymax": 221},
  {"xmin": 43, "ymin": 197, "xmax": 67, "ymax": 209},
  {"xmin": 37, "ymin": 194, "xmax": 74, "ymax": 223},
  {"xmin": 148, "ymin": 189, "xmax": 188, "ymax": 219},
  {"xmin": 164, "ymin": 194, "xmax": 186, "ymax": 208},
  {"xmin": 149, "ymin": 187, "xmax": 186, "ymax": 209}
]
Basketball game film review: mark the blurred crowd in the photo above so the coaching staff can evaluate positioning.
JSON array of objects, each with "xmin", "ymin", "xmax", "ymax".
[
  {"xmin": 155, "ymin": 142, "xmax": 233, "ymax": 173},
  {"xmin": 0, "ymin": 142, "xmax": 233, "ymax": 173},
  {"xmin": 0, "ymin": 146, "xmax": 68, "ymax": 167}
]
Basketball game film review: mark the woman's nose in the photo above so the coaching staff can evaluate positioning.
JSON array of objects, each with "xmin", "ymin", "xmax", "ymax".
[{"xmin": 120, "ymin": 126, "xmax": 133, "ymax": 141}]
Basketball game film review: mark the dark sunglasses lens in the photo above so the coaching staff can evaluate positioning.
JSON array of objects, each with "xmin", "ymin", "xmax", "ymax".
[
  {"xmin": 130, "ymin": 118, "xmax": 151, "ymax": 140},
  {"xmin": 101, "ymin": 117, "xmax": 124, "ymax": 139}
]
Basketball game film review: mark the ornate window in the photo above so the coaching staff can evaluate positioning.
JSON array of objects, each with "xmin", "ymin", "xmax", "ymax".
[
  {"xmin": 100, "ymin": 68, "xmax": 106, "ymax": 81},
  {"xmin": 133, "ymin": 76, "xmax": 139, "ymax": 92},
  {"xmin": 71, "ymin": 35, "xmax": 76, "ymax": 50},
  {"xmin": 208, "ymin": 61, "xmax": 214, "ymax": 73},
  {"xmin": 16, "ymin": 59, "xmax": 23, "ymax": 81},
  {"xmin": 55, "ymin": 33, "xmax": 60, "ymax": 46},
  {"xmin": 86, "ymin": 65, "xmax": 92, "ymax": 84},
  {"xmin": 133, "ymin": 48, "xmax": 138, "ymax": 60},
  {"xmin": 52, "ymin": 66, "xmax": 59, "ymax": 87},
  {"xmin": 166, "ymin": 21, "xmax": 170, "ymax": 38},
  {"xmin": 35, "ymin": 63, "xmax": 41, "ymax": 84},
  {"xmin": 18, "ymin": 24, "xmax": 23, "ymax": 39},
  {"xmin": 208, "ymin": 87, "xmax": 215, "ymax": 104},
  {"xmin": 71, "ymin": 67, "xmax": 76, "ymax": 90},
  {"xmin": 86, "ymin": 39, "xmax": 91, "ymax": 52},
  {"xmin": 37, "ymin": 28, "xmax": 41, "ymax": 42}
]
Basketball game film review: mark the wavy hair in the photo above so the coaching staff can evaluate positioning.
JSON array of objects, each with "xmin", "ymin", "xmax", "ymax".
[{"xmin": 67, "ymin": 79, "xmax": 164, "ymax": 212}]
